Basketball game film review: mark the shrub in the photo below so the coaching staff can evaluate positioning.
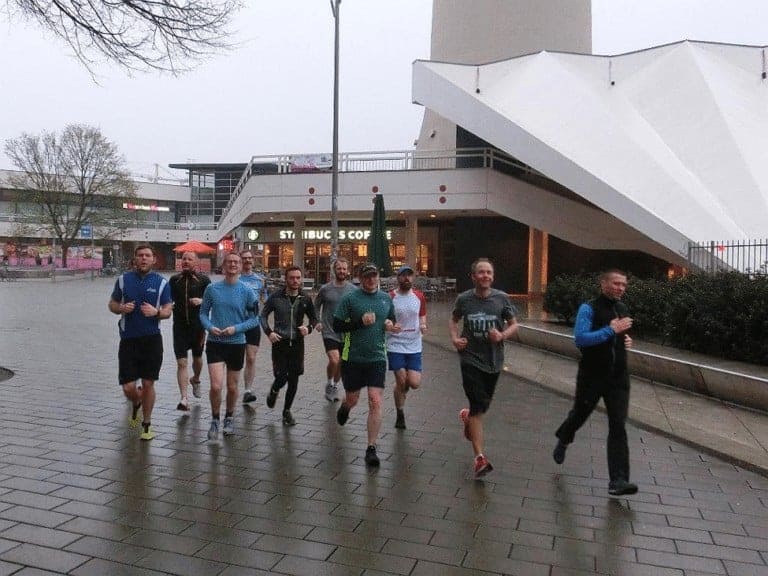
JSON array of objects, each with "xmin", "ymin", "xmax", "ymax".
[
  {"xmin": 543, "ymin": 273, "xmax": 598, "ymax": 325},
  {"xmin": 543, "ymin": 271, "xmax": 768, "ymax": 365}
]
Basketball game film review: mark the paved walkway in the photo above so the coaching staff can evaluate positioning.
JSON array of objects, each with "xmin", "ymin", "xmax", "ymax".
[
  {"xmin": 2, "ymin": 278, "xmax": 768, "ymax": 575},
  {"xmin": 424, "ymin": 300, "xmax": 768, "ymax": 476}
]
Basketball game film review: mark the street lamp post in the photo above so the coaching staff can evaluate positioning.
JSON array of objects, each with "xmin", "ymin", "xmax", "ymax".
[{"xmin": 330, "ymin": 0, "xmax": 341, "ymax": 261}]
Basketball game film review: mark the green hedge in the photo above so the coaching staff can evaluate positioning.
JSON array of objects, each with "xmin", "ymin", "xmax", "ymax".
[{"xmin": 543, "ymin": 272, "xmax": 768, "ymax": 366}]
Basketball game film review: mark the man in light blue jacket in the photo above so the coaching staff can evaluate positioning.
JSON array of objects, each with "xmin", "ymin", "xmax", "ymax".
[{"xmin": 200, "ymin": 252, "xmax": 259, "ymax": 440}]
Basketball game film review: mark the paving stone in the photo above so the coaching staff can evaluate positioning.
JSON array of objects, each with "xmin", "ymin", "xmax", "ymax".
[
  {"xmin": 0, "ymin": 524, "xmax": 80, "ymax": 549},
  {"xmin": 195, "ymin": 541, "xmax": 282, "ymax": 571},
  {"xmin": 328, "ymin": 546, "xmax": 417, "ymax": 575},
  {"xmin": 70, "ymin": 558, "xmax": 169, "ymax": 576},
  {"xmin": 635, "ymin": 549, "xmax": 727, "ymax": 573},
  {"xmin": 134, "ymin": 549, "xmax": 227, "ymax": 575},
  {"xmin": 270, "ymin": 554, "xmax": 363, "ymax": 576},
  {"xmin": 0, "ymin": 543, "xmax": 89, "ymax": 573},
  {"xmin": 253, "ymin": 533, "xmax": 336, "ymax": 560},
  {"xmin": 0, "ymin": 506, "xmax": 73, "ymax": 529}
]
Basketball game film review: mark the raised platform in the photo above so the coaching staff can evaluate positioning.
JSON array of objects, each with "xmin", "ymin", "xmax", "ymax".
[{"xmin": 516, "ymin": 324, "xmax": 768, "ymax": 412}]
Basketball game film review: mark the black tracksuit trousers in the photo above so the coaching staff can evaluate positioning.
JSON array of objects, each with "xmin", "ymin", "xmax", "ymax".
[{"xmin": 555, "ymin": 374, "xmax": 630, "ymax": 483}]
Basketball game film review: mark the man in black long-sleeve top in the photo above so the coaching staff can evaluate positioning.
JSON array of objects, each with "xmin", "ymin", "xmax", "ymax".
[
  {"xmin": 260, "ymin": 266, "xmax": 317, "ymax": 426},
  {"xmin": 169, "ymin": 251, "xmax": 211, "ymax": 411}
]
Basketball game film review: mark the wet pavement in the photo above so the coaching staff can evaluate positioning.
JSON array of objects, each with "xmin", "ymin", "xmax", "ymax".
[{"xmin": 2, "ymin": 277, "xmax": 768, "ymax": 575}]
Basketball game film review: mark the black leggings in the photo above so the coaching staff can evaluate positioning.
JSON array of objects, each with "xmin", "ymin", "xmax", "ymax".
[{"xmin": 272, "ymin": 373, "xmax": 300, "ymax": 411}]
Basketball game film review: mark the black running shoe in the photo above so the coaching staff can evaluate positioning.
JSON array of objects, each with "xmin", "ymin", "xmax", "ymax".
[
  {"xmin": 337, "ymin": 404, "xmax": 350, "ymax": 426},
  {"xmin": 282, "ymin": 410, "xmax": 296, "ymax": 426},
  {"xmin": 266, "ymin": 388, "xmax": 278, "ymax": 409},
  {"xmin": 608, "ymin": 479, "xmax": 638, "ymax": 496},
  {"xmin": 553, "ymin": 440, "xmax": 567, "ymax": 464},
  {"xmin": 395, "ymin": 410, "xmax": 406, "ymax": 429},
  {"xmin": 364, "ymin": 445, "xmax": 380, "ymax": 467}
]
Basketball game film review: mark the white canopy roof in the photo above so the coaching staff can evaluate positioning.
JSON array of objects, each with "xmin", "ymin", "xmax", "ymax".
[{"xmin": 413, "ymin": 41, "xmax": 768, "ymax": 257}]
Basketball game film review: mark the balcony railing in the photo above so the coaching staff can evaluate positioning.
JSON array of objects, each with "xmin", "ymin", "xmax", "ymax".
[
  {"xmin": 0, "ymin": 213, "xmax": 217, "ymax": 231},
  {"xmin": 223, "ymin": 147, "xmax": 540, "ymax": 224}
]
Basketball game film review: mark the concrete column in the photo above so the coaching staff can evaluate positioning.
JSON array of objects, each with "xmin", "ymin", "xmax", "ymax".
[
  {"xmin": 527, "ymin": 227, "xmax": 548, "ymax": 296},
  {"xmin": 294, "ymin": 215, "xmax": 305, "ymax": 269},
  {"xmin": 405, "ymin": 216, "xmax": 419, "ymax": 270}
]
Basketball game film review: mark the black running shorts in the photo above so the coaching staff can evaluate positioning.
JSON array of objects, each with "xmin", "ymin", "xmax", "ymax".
[
  {"xmin": 172, "ymin": 324, "xmax": 206, "ymax": 359},
  {"xmin": 341, "ymin": 360, "xmax": 386, "ymax": 392},
  {"xmin": 322, "ymin": 338, "xmax": 343, "ymax": 353},
  {"xmin": 118, "ymin": 333, "xmax": 163, "ymax": 385},
  {"xmin": 245, "ymin": 326, "xmax": 261, "ymax": 346},
  {"xmin": 460, "ymin": 363, "xmax": 500, "ymax": 415},
  {"xmin": 205, "ymin": 341, "xmax": 246, "ymax": 371}
]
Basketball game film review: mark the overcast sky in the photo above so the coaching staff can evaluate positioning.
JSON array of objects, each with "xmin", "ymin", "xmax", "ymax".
[{"xmin": 2, "ymin": 0, "xmax": 768, "ymax": 181}]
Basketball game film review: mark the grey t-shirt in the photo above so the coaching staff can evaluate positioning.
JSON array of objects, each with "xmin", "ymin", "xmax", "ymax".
[
  {"xmin": 314, "ymin": 280, "xmax": 356, "ymax": 342},
  {"xmin": 452, "ymin": 288, "xmax": 517, "ymax": 373}
]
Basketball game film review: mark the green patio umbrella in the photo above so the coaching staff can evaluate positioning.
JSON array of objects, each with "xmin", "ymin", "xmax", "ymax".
[{"xmin": 367, "ymin": 194, "xmax": 392, "ymax": 277}]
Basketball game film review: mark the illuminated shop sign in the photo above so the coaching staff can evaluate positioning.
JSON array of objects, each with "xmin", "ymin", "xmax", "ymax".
[
  {"xmin": 278, "ymin": 229, "xmax": 392, "ymax": 241},
  {"xmin": 122, "ymin": 202, "xmax": 170, "ymax": 212}
]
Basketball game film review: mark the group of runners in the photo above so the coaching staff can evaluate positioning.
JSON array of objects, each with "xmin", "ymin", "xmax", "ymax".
[{"xmin": 109, "ymin": 244, "xmax": 638, "ymax": 492}]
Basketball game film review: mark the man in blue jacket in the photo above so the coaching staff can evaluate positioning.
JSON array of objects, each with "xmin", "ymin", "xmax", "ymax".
[
  {"xmin": 552, "ymin": 269, "xmax": 637, "ymax": 496},
  {"xmin": 199, "ymin": 251, "xmax": 259, "ymax": 440},
  {"xmin": 109, "ymin": 244, "xmax": 173, "ymax": 441}
]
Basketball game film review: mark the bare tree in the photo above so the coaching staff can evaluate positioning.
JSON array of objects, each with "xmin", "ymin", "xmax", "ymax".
[
  {"xmin": 4, "ymin": 124, "xmax": 138, "ymax": 268},
  {"xmin": 6, "ymin": 0, "xmax": 241, "ymax": 73}
]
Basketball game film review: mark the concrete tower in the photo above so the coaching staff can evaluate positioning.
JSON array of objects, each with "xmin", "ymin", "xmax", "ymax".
[{"xmin": 417, "ymin": 0, "xmax": 592, "ymax": 151}]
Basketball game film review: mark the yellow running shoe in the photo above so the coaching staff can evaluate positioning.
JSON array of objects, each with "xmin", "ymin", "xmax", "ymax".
[
  {"xmin": 129, "ymin": 403, "xmax": 142, "ymax": 429},
  {"xmin": 140, "ymin": 426, "xmax": 155, "ymax": 441}
]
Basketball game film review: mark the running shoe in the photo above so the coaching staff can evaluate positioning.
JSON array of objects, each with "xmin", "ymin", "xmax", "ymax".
[
  {"xmin": 459, "ymin": 408, "xmax": 471, "ymax": 441},
  {"xmin": 336, "ymin": 404, "xmax": 350, "ymax": 426},
  {"xmin": 474, "ymin": 454, "xmax": 493, "ymax": 478},
  {"xmin": 282, "ymin": 410, "xmax": 296, "ymax": 426},
  {"xmin": 242, "ymin": 390, "xmax": 257, "ymax": 404},
  {"xmin": 553, "ymin": 440, "xmax": 567, "ymax": 464},
  {"xmin": 207, "ymin": 420, "xmax": 219, "ymax": 440},
  {"xmin": 364, "ymin": 445, "xmax": 380, "ymax": 467},
  {"xmin": 140, "ymin": 425, "xmax": 155, "ymax": 441},
  {"xmin": 176, "ymin": 399, "xmax": 190, "ymax": 412},
  {"xmin": 222, "ymin": 417, "xmax": 235, "ymax": 436},
  {"xmin": 608, "ymin": 479, "xmax": 638, "ymax": 496},
  {"xmin": 190, "ymin": 378, "xmax": 201, "ymax": 399},
  {"xmin": 266, "ymin": 387, "xmax": 278, "ymax": 409},
  {"xmin": 395, "ymin": 410, "xmax": 406, "ymax": 430},
  {"xmin": 324, "ymin": 382, "xmax": 338, "ymax": 402},
  {"xmin": 129, "ymin": 402, "xmax": 142, "ymax": 428}
]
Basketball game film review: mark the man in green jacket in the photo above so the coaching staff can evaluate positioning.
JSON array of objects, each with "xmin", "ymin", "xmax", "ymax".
[{"xmin": 333, "ymin": 263, "xmax": 399, "ymax": 467}]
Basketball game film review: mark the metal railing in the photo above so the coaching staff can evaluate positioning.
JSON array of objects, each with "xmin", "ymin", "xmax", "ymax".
[
  {"xmin": 0, "ymin": 213, "xmax": 217, "ymax": 231},
  {"xmin": 687, "ymin": 239, "xmax": 768, "ymax": 275},
  {"xmin": 223, "ymin": 147, "xmax": 541, "ymax": 223}
]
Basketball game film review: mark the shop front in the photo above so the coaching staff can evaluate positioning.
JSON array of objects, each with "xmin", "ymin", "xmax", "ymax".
[{"xmin": 238, "ymin": 224, "xmax": 438, "ymax": 286}]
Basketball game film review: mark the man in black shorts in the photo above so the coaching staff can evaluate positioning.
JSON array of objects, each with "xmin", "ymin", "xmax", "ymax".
[
  {"xmin": 314, "ymin": 257, "xmax": 356, "ymax": 402},
  {"xmin": 169, "ymin": 251, "xmax": 210, "ymax": 411},
  {"xmin": 108, "ymin": 244, "xmax": 173, "ymax": 441},
  {"xmin": 333, "ymin": 263, "xmax": 399, "ymax": 466},
  {"xmin": 239, "ymin": 249, "xmax": 268, "ymax": 404},
  {"xmin": 261, "ymin": 266, "xmax": 317, "ymax": 426},
  {"xmin": 449, "ymin": 258, "xmax": 518, "ymax": 477},
  {"xmin": 199, "ymin": 252, "xmax": 259, "ymax": 439}
]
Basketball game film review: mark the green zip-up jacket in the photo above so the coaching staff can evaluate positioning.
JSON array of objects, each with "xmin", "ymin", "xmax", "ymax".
[{"xmin": 333, "ymin": 287, "xmax": 396, "ymax": 363}]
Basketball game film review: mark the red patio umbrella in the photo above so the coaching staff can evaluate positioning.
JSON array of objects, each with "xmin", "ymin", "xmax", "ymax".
[{"xmin": 173, "ymin": 240, "xmax": 216, "ymax": 254}]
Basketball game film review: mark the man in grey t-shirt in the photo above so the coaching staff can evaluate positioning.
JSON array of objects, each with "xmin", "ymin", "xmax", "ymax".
[
  {"xmin": 449, "ymin": 258, "xmax": 518, "ymax": 478},
  {"xmin": 314, "ymin": 257, "xmax": 356, "ymax": 401}
]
